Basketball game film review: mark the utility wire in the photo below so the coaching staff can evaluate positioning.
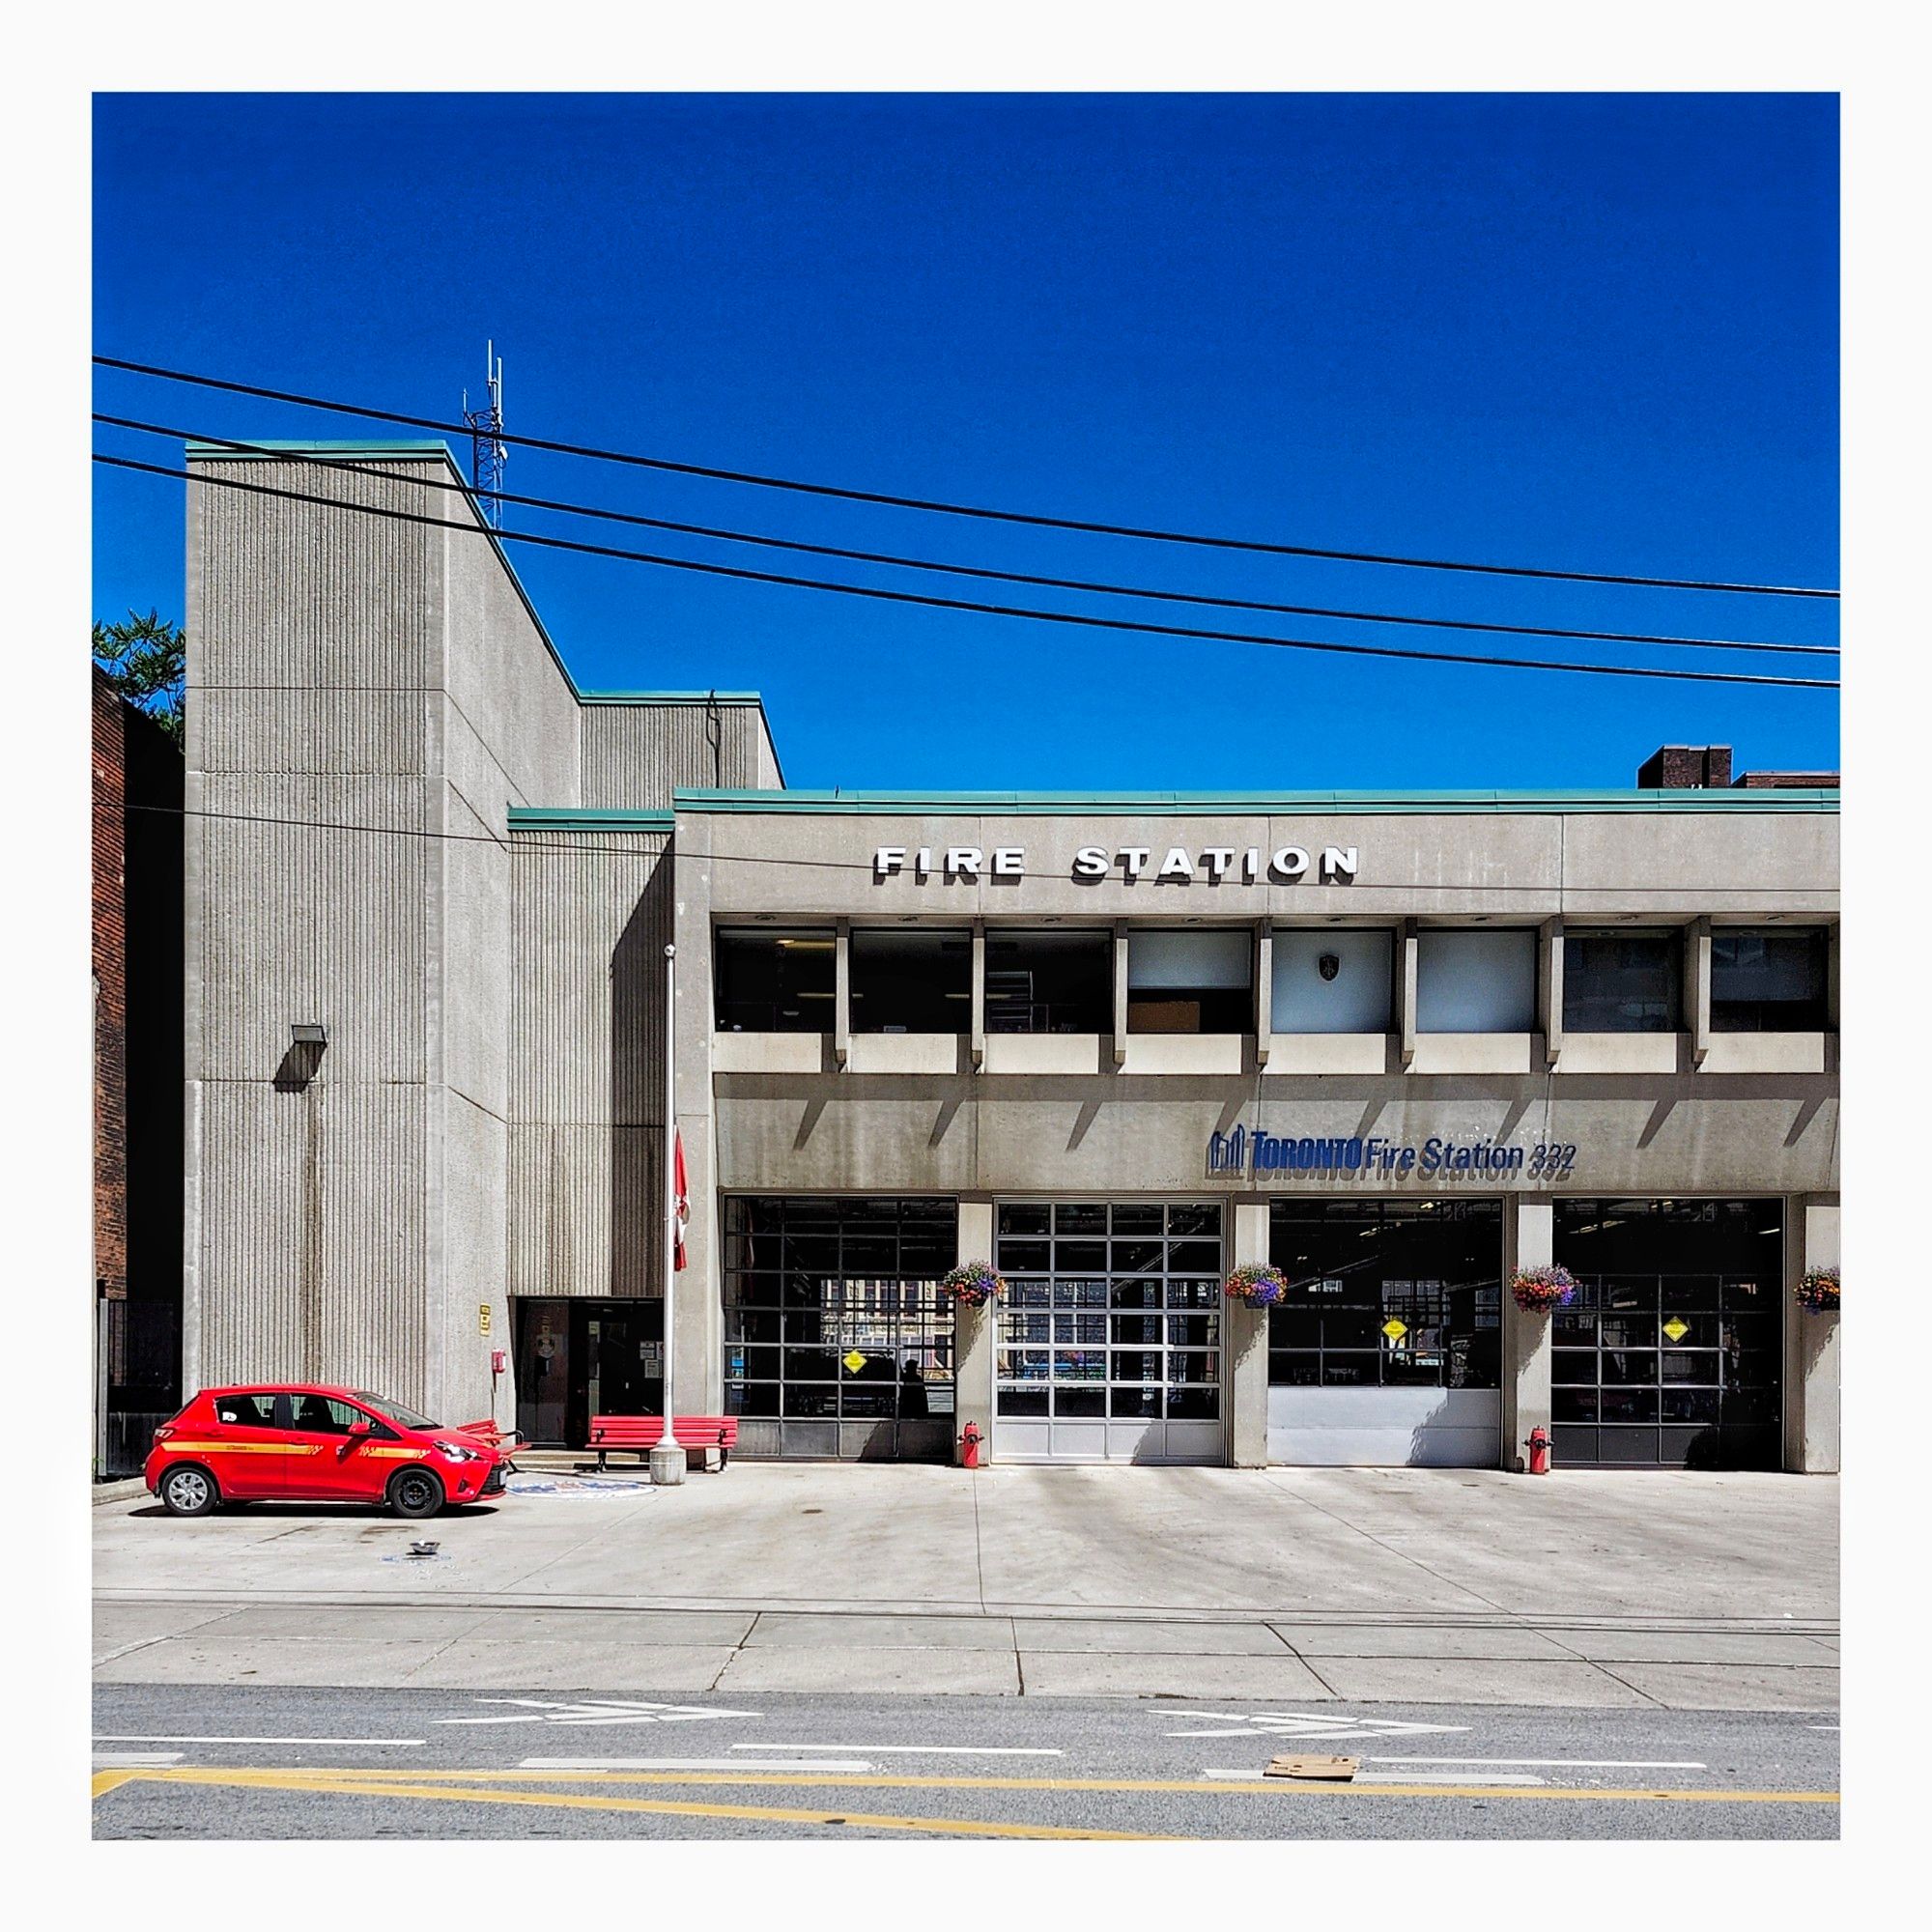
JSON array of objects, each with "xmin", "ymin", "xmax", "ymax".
[
  {"xmin": 96, "ymin": 415, "xmax": 1835, "ymax": 661},
  {"xmin": 120, "ymin": 798, "xmax": 1840, "ymax": 892},
  {"xmin": 95, "ymin": 453, "xmax": 1839, "ymax": 693},
  {"xmin": 93, "ymin": 355, "xmax": 1840, "ymax": 600}
]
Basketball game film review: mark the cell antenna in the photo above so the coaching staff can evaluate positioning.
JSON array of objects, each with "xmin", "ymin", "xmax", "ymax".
[{"xmin": 463, "ymin": 341, "xmax": 507, "ymax": 527}]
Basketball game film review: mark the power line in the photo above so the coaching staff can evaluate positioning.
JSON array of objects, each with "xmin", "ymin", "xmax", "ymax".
[
  {"xmin": 95, "ymin": 416, "xmax": 1835, "ymax": 661},
  {"xmin": 122, "ymin": 798, "xmax": 1840, "ymax": 894},
  {"xmin": 93, "ymin": 355, "xmax": 1840, "ymax": 600},
  {"xmin": 95, "ymin": 454, "xmax": 1839, "ymax": 693}
]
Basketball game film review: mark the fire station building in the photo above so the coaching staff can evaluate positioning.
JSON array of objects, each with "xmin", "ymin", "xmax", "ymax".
[{"xmin": 183, "ymin": 442, "xmax": 1841, "ymax": 1474}]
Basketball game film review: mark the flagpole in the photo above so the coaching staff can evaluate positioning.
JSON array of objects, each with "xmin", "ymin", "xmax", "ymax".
[{"xmin": 651, "ymin": 941, "xmax": 686, "ymax": 1486}]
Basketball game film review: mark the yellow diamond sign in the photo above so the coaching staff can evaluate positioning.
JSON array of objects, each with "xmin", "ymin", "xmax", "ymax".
[
  {"xmin": 1662, "ymin": 1318, "xmax": 1690, "ymax": 1343},
  {"xmin": 1381, "ymin": 1319, "xmax": 1408, "ymax": 1343},
  {"xmin": 842, "ymin": 1350, "xmax": 867, "ymax": 1375}
]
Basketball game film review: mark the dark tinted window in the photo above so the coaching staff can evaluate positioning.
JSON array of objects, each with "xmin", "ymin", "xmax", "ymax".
[
  {"xmin": 984, "ymin": 929, "xmax": 1113, "ymax": 1034},
  {"xmin": 1564, "ymin": 929, "xmax": 1682, "ymax": 1033},
  {"xmin": 714, "ymin": 929, "xmax": 836, "ymax": 1033},
  {"xmin": 213, "ymin": 1392, "xmax": 277, "ymax": 1428},
  {"xmin": 1267, "ymin": 1201, "xmax": 1502, "ymax": 1389},
  {"xmin": 1711, "ymin": 929, "xmax": 1830, "ymax": 1032},
  {"xmin": 850, "ymin": 929, "xmax": 971, "ymax": 1034},
  {"xmin": 1126, "ymin": 931, "xmax": 1252, "ymax": 1035}
]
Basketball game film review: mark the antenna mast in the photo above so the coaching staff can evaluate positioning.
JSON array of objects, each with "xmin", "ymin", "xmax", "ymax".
[{"xmin": 462, "ymin": 341, "xmax": 507, "ymax": 527}]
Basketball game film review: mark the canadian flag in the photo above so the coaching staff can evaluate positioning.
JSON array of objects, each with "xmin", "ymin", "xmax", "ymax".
[{"xmin": 672, "ymin": 1127, "xmax": 690, "ymax": 1271}]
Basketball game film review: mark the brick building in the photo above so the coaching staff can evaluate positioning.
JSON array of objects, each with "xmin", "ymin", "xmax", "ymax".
[{"xmin": 93, "ymin": 668, "xmax": 185, "ymax": 1473}]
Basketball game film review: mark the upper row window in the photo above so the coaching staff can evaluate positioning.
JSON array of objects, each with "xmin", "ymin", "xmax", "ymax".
[{"xmin": 712, "ymin": 924, "xmax": 1831, "ymax": 1036}]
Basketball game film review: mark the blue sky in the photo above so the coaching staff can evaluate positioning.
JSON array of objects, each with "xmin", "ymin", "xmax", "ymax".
[{"xmin": 92, "ymin": 93, "xmax": 1837, "ymax": 791}]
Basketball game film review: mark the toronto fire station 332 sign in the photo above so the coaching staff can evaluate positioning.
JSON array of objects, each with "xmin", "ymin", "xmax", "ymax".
[{"xmin": 1208, "ymin": 1124, "xmax": 1579, "ymax": 1180}]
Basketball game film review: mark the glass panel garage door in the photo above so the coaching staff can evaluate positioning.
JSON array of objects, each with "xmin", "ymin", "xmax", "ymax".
[
  {"xmin": 994, "ymin": 1201, "xmax": 1224, "ymax": 1463},
  {"xmin": 1552, "ymin": 1199, "xmax": 1782, "ymax": 1468}
]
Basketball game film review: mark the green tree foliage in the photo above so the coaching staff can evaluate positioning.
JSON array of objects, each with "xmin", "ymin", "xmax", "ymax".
[{"xmin": 93, "ymin": 609, "xmax": 186, "ymax": 746}]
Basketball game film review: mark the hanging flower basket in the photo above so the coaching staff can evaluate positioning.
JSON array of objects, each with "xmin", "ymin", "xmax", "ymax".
[
  {"xmin": 939, "ymin": 1262, "xmax": 1006, "ymax": 1308},
  {"xmin": 1225, "ymin": 1264, "xmax": 1290, "ymax": 1306},
  {"xmin": 1796, "ymin": 1266, "xmax": 1840, "ymax": 1313},
  {"xmin": 1510, "ymin": 1264, "xmax": 1577, "ymax": 1314}
]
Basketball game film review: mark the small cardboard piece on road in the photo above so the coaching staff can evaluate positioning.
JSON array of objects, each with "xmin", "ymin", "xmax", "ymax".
[{"xmin": 1266, "ymin": 1754, "xmax": 1359, "ymax": 1780}]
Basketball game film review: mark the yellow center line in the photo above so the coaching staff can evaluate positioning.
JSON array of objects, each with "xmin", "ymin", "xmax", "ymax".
[
  {"xmin": 103, "ymin": 1764, "xmax": 1841, "ymax": 1808},
  {"xmin": 91, "ymin": 1771, "xmax": 142, "ymax": 1801},
  {"xmin": 92, "ymin": 1766, "xmax": 1171, "ymax": 1839}
]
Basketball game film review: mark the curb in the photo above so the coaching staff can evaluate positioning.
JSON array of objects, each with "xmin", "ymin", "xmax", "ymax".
[{"xmin": 93, "ymin": 1478, "xmax": 149, "ymax": 1506}]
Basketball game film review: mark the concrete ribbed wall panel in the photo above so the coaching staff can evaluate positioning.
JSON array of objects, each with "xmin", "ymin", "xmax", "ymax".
[
  {"xmin": 442, "ymin": 1094, "xmax": 510, "ymax": 1425},
  {"xmin": 442, "ymin": 513, "xmax": 581, "ymax": 807},
  {"xmin": 312, "ymin": 776, "xmax": 428, "ymax": 1085},
  {"xmin": 508, "ymin": 834, "xmax": 668, "ymax": 1126},
  {"xmin": 195, "ymin": 458, "xmax": 440, "ymax": 691},
  {"xmin": 198, "ymin": 686, "xmax": 427, "ymax": 777},
  {"xmin": 582, "ymin": 706, "xmax": 771, "ymax": 808},
  {"xmin": 197, "ymin": 773, "xmax": 321, "ymax": 1081},
  {"xmin": 194, "ymin": 1081, "xmax": 313, "ymax": 1385},
  {"xmin": 441, "ymin": 779, "xmax": 512, "ymax": 1122},
  {"xmin": 506, "ymin": 1122, "xmax": 664, "ymax": 1300},
  {"xmin": 318, "ymin": 1083, "xmax": 430, "ymax": 1404}
]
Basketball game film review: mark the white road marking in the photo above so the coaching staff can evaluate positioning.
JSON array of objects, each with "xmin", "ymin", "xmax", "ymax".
[
  {"xmin": 1201, "ymin": 1767, "xmax": 1546, "ymax": 1786},
  {"xmin": 1366, "ymin": 1756, "xmax": 1706, "ymax": 1771},
  {"xmin": 437, "ymin": 1698, "xmax": 761, "ymax": 1727},
  {"xmin": 93, "ymin": 1751, "xmax": 184, "ymax": 1768},
  {"xmin": 519, "ymin": 1756, "xmax": 872, "ymax": 1773},
  {"xmin": 93, "ymin": 1734, "xmax": 427, "ymax": 1747},
  {"xmin": 1167, "ymin": 1710, "xmax": 1469, "ymax": 1743},
  {"xmin": 729, "ymin": 1744, "xmax": 1063, "ymax": 1757},
  {"xmin": 1808, "ymin": 1724, "xmax": 1839, "ymax": 1732}
]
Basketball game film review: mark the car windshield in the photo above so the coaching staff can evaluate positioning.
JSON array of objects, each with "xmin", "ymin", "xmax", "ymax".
[{"xmin": 353, "ymin": 1391, "xmax": 440, "ymax": 1431}]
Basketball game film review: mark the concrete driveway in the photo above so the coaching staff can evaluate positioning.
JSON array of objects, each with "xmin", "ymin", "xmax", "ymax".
[{"xmin": 94, "ymin": 1464, "xmax": 1837, "ymax": 1710}]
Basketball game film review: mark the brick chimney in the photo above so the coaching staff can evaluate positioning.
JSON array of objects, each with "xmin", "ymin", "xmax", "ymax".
[{"xmin": 1637, "ymin": 744, "xmax": 1733, "ymax": 788}]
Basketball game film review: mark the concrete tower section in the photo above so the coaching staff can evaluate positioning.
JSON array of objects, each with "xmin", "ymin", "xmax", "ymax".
[{"xmin": 182, "ymin": 441, "xmax": 781, "ymax": 1428}]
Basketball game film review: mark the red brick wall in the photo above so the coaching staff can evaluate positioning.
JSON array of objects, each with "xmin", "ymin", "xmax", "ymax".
[
  {"xmin": 1636, "ymin": 745, "xmax": 1734, "ymax": 788},
  {"xmin": 93, "ymin": 669, "xmax": 129, "ymax": 1300}
]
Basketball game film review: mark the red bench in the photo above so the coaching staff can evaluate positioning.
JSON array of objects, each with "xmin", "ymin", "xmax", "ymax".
[{"xmin": 589, "ymin": 1414, "xmax": 738, "ymax": 1471}]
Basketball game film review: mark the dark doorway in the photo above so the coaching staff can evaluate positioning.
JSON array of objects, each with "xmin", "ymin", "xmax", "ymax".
[{"xmin": 513, "ymin": 1298, "xmax": 664, "ymax": 1447}]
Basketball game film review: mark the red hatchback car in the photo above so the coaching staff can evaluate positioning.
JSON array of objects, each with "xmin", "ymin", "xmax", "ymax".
[{"xmin": 145, "ymin": 1384, "xmax": 511, "ymax": 1520}]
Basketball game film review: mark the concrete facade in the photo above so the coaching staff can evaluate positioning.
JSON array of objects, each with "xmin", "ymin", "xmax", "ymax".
[
  {"xmin": 184, "ymin": 440, "xmax": 1840, "ymax": 1475},
  {"xmin": 182, "ymin": 445, "xmax": 778, "ymax": 1431}
]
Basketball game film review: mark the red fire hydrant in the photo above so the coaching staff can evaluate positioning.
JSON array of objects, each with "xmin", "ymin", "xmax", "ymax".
[
  {"xmin": 1527, "ymin": 1426, "xmax": 1551, "ymax": 1476},
  {"xmin": 959, "ymin": 1421, "xmax": 982, "ymax": 1469}
]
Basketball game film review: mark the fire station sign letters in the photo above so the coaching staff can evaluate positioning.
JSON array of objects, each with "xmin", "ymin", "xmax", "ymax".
[{"xmin": 873, "ymin": 843, "xmax": 1361, "ymax": 883}]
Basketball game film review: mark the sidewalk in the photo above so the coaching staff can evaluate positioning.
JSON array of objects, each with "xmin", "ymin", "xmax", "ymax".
[{"xmin": 93, "ymin": 1463, "xmax": 1838, "ymax": 1710}]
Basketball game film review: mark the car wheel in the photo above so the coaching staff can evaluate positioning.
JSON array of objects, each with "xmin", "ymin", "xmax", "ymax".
[
  {"xmin": 159, "ymin": 1463, "xmax": 218, "ymax": 1518},
  {"xmin": 387, "ymin": 1467, "xmax": 445, "ymax": 1520}
]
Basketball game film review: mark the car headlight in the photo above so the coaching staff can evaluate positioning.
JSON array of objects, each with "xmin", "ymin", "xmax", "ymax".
[{"xmin": 435, "ymin": 1439, "xmax": 483, "ymax": 1463}]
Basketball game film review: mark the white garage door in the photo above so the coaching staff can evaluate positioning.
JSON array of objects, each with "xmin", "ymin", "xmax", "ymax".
[{"xmin": 991, "ymin": 1200, "xmax": 1225, "ymax": 1464}]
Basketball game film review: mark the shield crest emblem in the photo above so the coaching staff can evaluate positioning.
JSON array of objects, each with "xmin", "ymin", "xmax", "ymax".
[{"xmin": 1318, "ymin": 952, "xmax": 1342, "ymax": 981}]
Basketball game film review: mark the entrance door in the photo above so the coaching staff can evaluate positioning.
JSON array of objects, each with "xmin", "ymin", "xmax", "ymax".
[
  {"xmin": 992, "ymin": 1202, "xmax": 1225, "ymax": 1463},
  {"xmin": 1552, "ymin": 1199, "xmax": 1783, "ymax": 1468},
  {"xmin": 511, "ymin": 1300, "xmax": 663, "ymax": 1448}
]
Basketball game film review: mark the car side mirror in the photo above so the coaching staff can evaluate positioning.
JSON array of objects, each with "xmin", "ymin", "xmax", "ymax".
[{"xmin": 347, "ymin": 1419, "xmax": 373, "ymax": 1438}]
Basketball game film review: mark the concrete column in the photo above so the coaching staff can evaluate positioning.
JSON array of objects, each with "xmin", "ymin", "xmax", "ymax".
[
  {"xmin": 970, "ymin": 923, "xmax": 986, "ymax": 1069},
  {"xmin": 955, "ymin": 1198, "xmax": 995, "ymax": 1463},
  {"xmin": 1112, "ymin": 921, "xmax": 1129, "ymax": 1068},
  {"xmin": 1398, "ymin": 919, "xmax": 1418, "ymax": 1065},
  {"xmin": 1254, "ymin": 922, "xmax": 1273, "ymax": 1067},
  {"xmin": 1499, "ymin": 1195, "xmax": 1553, "ymax": 1472},
  {"xmin": 1784, "ymin": 1196, "xmax": 1840, "ymax": 1473},
  {"xmin": 1228, "ymin": 1200, "xmax": 1270, "ymax": 1467},
  {"xmin": 1827, "ymin": 923, "xmax": 1841, "ymax": 1030},
  {"xmin": 1686, "ymin": 916, "xmax": 1712, "ymax": 1065},
  {"xmin": 1539, "ymin": 918, "xmax": 1564, "ymax": 1067},
  {"xmin": 834, "ymin": 918, "xmax": 851, "ymax": 1067}
]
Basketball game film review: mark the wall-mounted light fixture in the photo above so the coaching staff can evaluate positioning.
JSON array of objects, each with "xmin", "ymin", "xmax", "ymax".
[
  {"xmin": 276, "ymin": 1022, "xmax": 328, "ymax": 1093},
  {"xmin": 291, "ymin": 1023, "xmax": 328, "ymax": 1047}
]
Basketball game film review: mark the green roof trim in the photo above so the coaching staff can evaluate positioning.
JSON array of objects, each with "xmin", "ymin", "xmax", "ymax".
[
  {"xmin": 508, "ymin": 808, "xmax": 675, "ymax": 834},
  {"xmin": 578, "ymin": 691, "xmax": 769, "ymax": 705},
  {"xmin": 185, "ymin": 438, "xmax": 453, "ymax": 457},
  {"xmin": 666, "ymin": 786, "xmax": 1839, "ymax": 816}
]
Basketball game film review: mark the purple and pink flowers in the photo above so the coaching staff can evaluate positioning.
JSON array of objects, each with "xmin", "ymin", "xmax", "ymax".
[
  {"xmin": 1510, "ymin": 1264, "xmax": 1577, "ymax": 1314},
  {"xmin": 1796, "ymin": 1266, "xmax": 1839, "ymax": 1313},
  {"xmin": 1224, "ymin": 1264, "xmax": 1290, "ymax": 1306},
  {"xmin": 939, "ymin": 1262, "xmax": 1007, "ymax": 1307}
]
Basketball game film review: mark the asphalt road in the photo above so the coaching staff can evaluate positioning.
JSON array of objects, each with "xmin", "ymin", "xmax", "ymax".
[{"xmin": 92, "ymin": 1682, "xmax": 1838, "ymax": 1840}]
